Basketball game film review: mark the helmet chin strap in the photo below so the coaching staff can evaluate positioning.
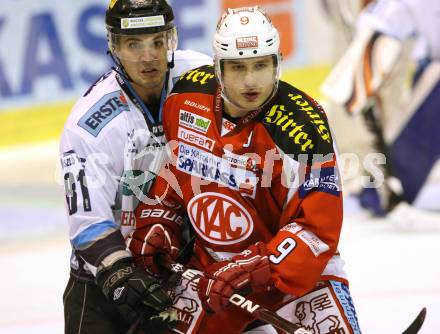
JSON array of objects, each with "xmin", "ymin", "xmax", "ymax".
[
  {"xmin": 107, "ymin": 49, "xmax": 134, "ymax": 83},
  {"xmin": 167, "ymin": 50, "xmax": 175, "ymax": 69}
]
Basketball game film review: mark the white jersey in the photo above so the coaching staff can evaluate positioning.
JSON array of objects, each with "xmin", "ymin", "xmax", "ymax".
[
  {"xmin": 60, "ymin": 50, "xmax": 212, "ymax": 280},
  {"xmin": 358, "ymin": 0, "xmax": 440, "ymax": 60}
]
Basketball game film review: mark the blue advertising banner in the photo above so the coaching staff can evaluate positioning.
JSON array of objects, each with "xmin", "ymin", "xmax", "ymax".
[{"xmin": 0, "ymin": 0, "xmax": 332, "ymax": 145}]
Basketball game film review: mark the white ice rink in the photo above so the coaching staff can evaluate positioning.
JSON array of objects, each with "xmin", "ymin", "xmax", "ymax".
[{"xmin": 0, "ymin": 143, "xmax": 439, "ymax": 333}]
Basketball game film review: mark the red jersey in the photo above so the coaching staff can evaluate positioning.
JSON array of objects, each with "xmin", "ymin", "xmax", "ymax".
[{"xmin": 133, "ymin": 64, "xmax": 347, "ymax": 299}]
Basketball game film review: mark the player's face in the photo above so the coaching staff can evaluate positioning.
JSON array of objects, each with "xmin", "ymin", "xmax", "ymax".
[
  {"xmin": 116, "ymin": 31, "xmax": 169, "ymax": 93},
  {"xmin": 222, "ymin": 55, "xmax": 276, "ymax": 111}
]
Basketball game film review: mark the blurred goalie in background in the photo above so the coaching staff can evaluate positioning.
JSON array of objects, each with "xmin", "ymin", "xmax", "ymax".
[{"xmin": 320, "ymin": 0, "xmax": 440, "ymax": 227}]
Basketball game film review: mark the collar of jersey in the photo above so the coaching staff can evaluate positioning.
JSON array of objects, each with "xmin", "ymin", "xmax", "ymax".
[{"xmin": 118, "ymin": 71, "xmax": 169, "ymax": 125}]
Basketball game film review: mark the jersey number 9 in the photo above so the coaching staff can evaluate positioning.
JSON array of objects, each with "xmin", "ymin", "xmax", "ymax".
[{"xmin": 269, "ymin": 237, "xmax": 296, "ymax": 264}]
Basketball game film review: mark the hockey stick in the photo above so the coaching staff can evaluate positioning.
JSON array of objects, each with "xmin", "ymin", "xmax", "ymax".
[
  {"xmin": 401, "ymin": 307, "xmax": 427, "ymax": 334},
  {"xmin": 158, "ymin": 257, "xmax": 312, "ymax": 334},
  {"xmin": 161, "ymin": 258, "xmax": 427, "ymax": 334}
]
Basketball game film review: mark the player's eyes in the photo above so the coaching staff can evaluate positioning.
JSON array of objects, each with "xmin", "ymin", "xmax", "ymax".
[
  {"xmin": 255, "ymin": 62, "xmax": 268, "ymax": 70},
  {"xmin": 231, "ymin": 64, "xmax": 245, "ymax": 71},
  {"xmin": 127, "ymin": 42, "xmax": 142, "ymax": 49},
  {"xmin": 154, "ymin": 40, "xmax": 164, "ymax": 48}
]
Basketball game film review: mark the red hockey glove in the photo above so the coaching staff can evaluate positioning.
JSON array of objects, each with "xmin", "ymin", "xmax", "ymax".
[
  {"xmin": 127, "ymin": 224, "xmax": 179, "ymax": 275},
  {"xmin": 197, "ymin": 242, "xmax": 272, "ymax": 313}
]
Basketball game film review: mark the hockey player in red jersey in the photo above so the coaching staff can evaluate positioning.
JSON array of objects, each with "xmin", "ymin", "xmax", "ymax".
[{"xmin": 128, "ymin": 6, "xmax": 361, "ymax": 334}]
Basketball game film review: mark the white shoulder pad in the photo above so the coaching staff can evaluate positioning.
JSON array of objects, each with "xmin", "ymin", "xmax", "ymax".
[
  {"xmin": 321, "ymin": 26, "xmax": 403, "ymax": 113},
  {"xmin": 65, "ymin": 72, "xmax": 129, "ymax": 140},
  {"xmin": 169, "ymin": 50, "xmax": 213, "ymax": 86}
]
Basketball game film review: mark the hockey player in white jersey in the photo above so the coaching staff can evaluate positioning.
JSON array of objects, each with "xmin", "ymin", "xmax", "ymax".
[
  {"xmin": 60, "ymin": 0, "xmax": 211, "ymax": 333},
  {"xmin": 322, "ymin": 0, "xmax": 440, "ymax": 220}
]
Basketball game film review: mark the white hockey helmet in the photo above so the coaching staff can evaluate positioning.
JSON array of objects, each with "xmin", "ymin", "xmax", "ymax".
[
  {"xmin": 213, "ymin": 7, "xmax": 281, "ymax": 110},
  {"xmin": 213, "ymin": 6, "xmax": 280, "ymax": 60}
]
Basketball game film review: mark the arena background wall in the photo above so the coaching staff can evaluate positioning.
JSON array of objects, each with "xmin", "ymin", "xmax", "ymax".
[{"xmin": 0, "ymin": 0, "xmax": 336, "ymax": 147}]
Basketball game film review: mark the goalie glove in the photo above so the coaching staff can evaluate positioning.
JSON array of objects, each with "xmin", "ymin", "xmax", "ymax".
[{"xmin": 197, "ymin": 242, "xmax": 272, "ymax": 313}]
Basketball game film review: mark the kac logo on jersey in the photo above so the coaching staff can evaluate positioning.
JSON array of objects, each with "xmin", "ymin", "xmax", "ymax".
[
  {"xmin": 78, "ymin": 91, "xmax": 129, "ymax": 137},
  {"xmin": 187, "ymin": 192, "xmax": 254, "ymax": 245}
]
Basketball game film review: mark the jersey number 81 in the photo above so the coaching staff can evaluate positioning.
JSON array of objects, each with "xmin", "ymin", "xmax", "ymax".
[{"xmin": 64, "ymin": 170, "xmax": 92, "ymax": 215}]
